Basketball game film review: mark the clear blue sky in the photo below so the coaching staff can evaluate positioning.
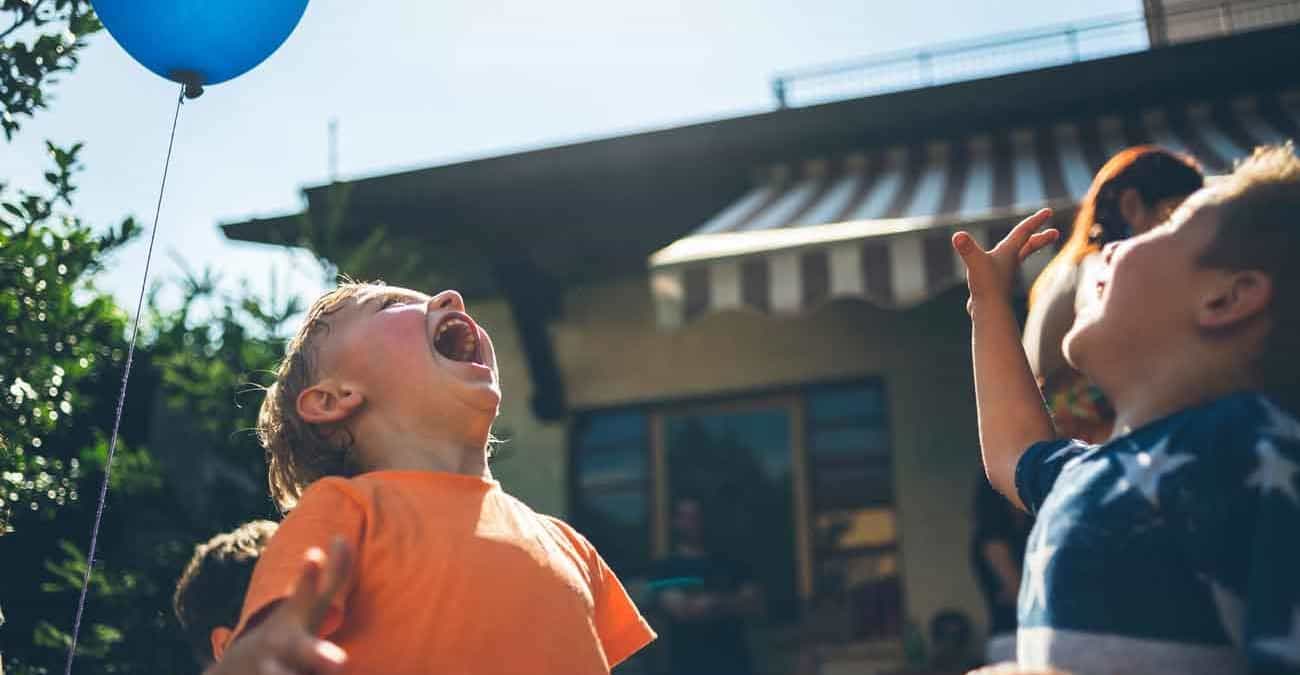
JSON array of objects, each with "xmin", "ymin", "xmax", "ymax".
[{"xmin": 8, "ymin": 0, "xmax": 1140, "ymax": 310}]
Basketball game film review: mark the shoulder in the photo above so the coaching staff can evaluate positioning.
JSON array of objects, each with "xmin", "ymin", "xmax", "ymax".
[
  {"xmin": 288, "ymin": 476, "xmax": 370, "ymax": 518},
  {"xmin": 1228, "ymin": 394, "xmax": 1300, "ymax": 467},
  {"xmin": 300, "ymin": 475, "xmax": 368, "ymax": 502},
  {"xmin": 543, "ymin": 514, "xmax": 619, "ymax": 573},
  {"xmin": 1018, "ymin": 437, "xmax": 1094, "ymax": 474},
  {"xmin": 1015, "ymin": 438, "xmax": 1096, "ymax": 514},
  {"xmin": 1239, "ymin": 393, "xmax": 1300, "ymax": 442},
  {"xmin": 1176, "ymin": 393, "xmax": 1300, "ymax": 457},
  {"xmin": 539, "ymin": 513, "xmax": 593, "ymax": 549},
  {"xmin": 1159, "ymin": 393, "xmax": 1300, "ymax": 509},
  {"xmin": 490, "ymin": 491, "xmax": 594, "ymax": 547}
]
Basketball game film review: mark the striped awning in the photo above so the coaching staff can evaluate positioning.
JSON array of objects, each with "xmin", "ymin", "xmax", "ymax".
[{"xmin": 650, "ymin": 89, "xmax": 1300, "ymax": 327}]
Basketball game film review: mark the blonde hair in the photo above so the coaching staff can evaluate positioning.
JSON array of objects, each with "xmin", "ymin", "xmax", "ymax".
[
  {"xmin": 258, "ymin": 281, "xmax": 377, "ymax": 511},
  {"xmin": 1199, "ymin": 142, "xmax": 1300, "ymax": 409}
]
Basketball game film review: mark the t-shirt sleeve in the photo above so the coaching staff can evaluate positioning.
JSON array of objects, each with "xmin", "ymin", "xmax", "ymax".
[
  {"xmin": 232, "ymin": 478, "xmax": 365, "ymax": 641},
  {"xmin": 592, "ymin": 549, "xmax": 658, "ymax": 667},
  {"xmin": 556, "ymin": 521, "xmax": 656, "ymax": 667},
  {"xmin": 1015, "ymin": 438, "xmax": 1090, "ymax": 515}
]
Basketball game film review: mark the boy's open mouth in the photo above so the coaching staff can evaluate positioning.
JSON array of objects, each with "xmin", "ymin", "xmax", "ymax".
[{"xmin": 433, "ymin": 312, "xmax": 484, "ymax": 365}]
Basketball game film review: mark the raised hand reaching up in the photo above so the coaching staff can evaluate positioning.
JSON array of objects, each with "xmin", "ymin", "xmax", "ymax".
[{"xmin": 952, "ymin": 209, "xmax": 1060, "ymax": 508}]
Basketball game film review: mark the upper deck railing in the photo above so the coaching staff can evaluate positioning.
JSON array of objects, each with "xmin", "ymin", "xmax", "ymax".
[{"xmin": 771, "ymin": 0, "xmax": 1300, "ymax": 108}]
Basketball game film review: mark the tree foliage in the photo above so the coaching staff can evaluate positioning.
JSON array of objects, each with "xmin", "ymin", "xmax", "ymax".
[
  {"xmin": 1, "ymin": 0, "xmax": 102, "ymax": 139},
  {"xmin": 2, "ymin": 271, "xmax": 294, "ymax": 674},
  {"xmin": 0, "ymin": 141, "xmax": 137, "ymax": 532},
  {"xmin": 1, "ymin": 3, "xmax": 297, "ymax": 672}
]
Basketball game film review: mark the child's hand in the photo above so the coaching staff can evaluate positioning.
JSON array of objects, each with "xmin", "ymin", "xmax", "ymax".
[
  {"xmin": 205, "ymin": 537, "xmax": 352, "ymax": 675},
  {"xmin": 953, "ymin": 208, "xmax": 1059, "ymax": 309}
]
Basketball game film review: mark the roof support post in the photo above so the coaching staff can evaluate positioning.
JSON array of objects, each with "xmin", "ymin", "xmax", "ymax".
[{"xmin": 491, "ymin": 256, "xmax": 567, "ymax": 422}]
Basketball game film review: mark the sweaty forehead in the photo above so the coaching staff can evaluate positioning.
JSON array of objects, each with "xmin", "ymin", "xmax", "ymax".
[
  {"xmin": 311, "ymin": 286, "xmax": 428, "ymax": 365},
  {"xmin": 332, "ymin": 285, "xmax": 425, "ymax": 316},
  {"xmin": 378, "ymin": 286, "xmax": 430, "ymax": 303}
]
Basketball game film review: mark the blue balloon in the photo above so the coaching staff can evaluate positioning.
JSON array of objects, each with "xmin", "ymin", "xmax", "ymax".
[{"xmin": 92, "ymin": 0, "xmax": 309, "ymax": 95}]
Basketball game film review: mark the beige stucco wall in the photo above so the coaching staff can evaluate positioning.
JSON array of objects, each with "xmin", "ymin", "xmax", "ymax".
[{"xmin": 480, "ymin": 274, "xmax": 993, "ymax": 638}]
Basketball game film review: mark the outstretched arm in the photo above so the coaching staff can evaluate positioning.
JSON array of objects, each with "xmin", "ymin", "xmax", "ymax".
[
  {"xmin": 206, "ymin": 538, "xmax": 352, "ymax": 675},
  {"xmin": 953, "ymin": 209, "xmax": 1059, "ymax": 510}
]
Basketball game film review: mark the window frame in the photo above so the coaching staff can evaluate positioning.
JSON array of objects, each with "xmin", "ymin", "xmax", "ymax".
[{"xmin": 567, "ymin": 376, "xmax": 905, "ymax": 636}]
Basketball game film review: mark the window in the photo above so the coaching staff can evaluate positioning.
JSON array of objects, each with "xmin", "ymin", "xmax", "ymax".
[
  {"xmin": 664, "ymin": 405, "xmax": 799, "ymax": 622},
  {"xmin": 570, "ymin": 379, "xmax": 902, "ymax": 645},
  {"xmin": 806, "ymin": 382, "xmax": 902, "ymax": 640},
  {"xmin": 571, "ymin": 410, "xmax": 650, "ymax": 574}
]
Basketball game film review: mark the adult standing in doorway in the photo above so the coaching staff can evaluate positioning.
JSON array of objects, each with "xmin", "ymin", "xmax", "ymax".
[{"xmin": 648, "ymin": 497, "xmax": 762, "ymax": 675}]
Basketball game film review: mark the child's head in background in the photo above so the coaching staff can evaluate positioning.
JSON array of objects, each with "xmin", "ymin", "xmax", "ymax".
[{"xmin": 174, "ymin": 519, "xmax": 279, "ymax": 666}]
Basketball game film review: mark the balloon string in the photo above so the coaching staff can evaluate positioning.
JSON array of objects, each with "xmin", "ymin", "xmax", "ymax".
[{"xmin": 64, "ymin": 83, "xmax": 186, "ymax": 675}]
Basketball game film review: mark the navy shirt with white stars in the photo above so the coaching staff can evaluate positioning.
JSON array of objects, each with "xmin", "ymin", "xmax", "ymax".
[{"xmin": 1014, "ymin": 392, "xmax": 1300, "ymax": 675}]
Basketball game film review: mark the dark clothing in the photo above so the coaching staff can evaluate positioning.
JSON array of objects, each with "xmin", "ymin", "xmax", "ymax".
[
  {"xmin": 972, "ymin": 478, "xmax": 1030, "ymax": 635},
  {"xmin": 648, "ymin": 553, "xmax": 754, "ymax": 675},
  {"xmin": 1016, "ymin": 392, "xmax": 1300, "ymax": 675}
]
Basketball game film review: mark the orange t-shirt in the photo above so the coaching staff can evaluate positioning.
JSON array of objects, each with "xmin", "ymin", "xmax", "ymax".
[{"xmin": 234, "ymin": 471, "xmax": 655, "ymax": 674}]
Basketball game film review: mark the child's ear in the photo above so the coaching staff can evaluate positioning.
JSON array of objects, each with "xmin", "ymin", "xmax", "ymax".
[
  {"xmin": 297, "ymin": 379, "xmax": 365, "ymax": 424},
  {"xmin": 210, "ymin": 625, "xmax": 233, "ymax": 661},
  {"xmin": 1198, "ymin": 269, "xmax": 1272, "ymax": 330}
]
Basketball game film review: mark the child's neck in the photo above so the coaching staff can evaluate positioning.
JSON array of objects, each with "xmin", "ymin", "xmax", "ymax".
[
  {"xmin": 1103, "ymin": 348, "xmax": 1252, "ymax": 440},
  {"xmin": 374, "ymin": 444, "xmax": 493, "ymax": 479},
  {"xmin": 360, "ymin": 423, "xmax": 494, "ymax": 479}
]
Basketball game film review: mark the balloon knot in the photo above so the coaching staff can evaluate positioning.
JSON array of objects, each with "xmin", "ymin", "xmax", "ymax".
[{"xmin": 171, "ymin": 69, "xmax": 205, "ymax": 99}]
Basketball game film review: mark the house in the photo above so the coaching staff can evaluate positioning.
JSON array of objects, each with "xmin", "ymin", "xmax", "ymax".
[{"xmin": 222, "ymin": 18, "xmax": 1300, "ymax": 673}]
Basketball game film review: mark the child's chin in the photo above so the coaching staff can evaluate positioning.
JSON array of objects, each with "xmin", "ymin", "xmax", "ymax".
[
  {"xmin": 1061, "ymin": 322, "xmax": 1095, "ymax": 372},
  {"xmin": 463, "ymin": 386, "xmax": 502, "ymax": 414}
]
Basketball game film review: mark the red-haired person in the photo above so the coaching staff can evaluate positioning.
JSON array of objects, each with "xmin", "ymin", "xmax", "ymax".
[{"xmin": 1024, "ymin": 146, "xmax": 1203, "ymax": 443}]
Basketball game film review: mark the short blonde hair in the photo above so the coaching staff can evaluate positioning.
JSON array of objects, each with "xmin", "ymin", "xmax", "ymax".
[
  {"xmin": 258, "ymin": 281, "xmax": 377, "ymax": 511},
  {"xmin": 1199, "ymin": 142, "xmax": 1300, "ymax": 409}
]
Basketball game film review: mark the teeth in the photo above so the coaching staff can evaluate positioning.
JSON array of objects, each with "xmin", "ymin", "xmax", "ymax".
[
  {"xmin": 434, "ymin": 317, "xmax": 479, "ymax": 363},
  {"xmin": 437, "ymin": 318, "xmax": 467, "ymax": 336},
  {"xmin": 461, "ymin": 329, "xmax": 478, "ymax": 361}
]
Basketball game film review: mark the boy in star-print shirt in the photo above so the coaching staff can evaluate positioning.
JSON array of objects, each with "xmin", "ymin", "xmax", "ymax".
[{"xmin": 952, "ymin": 144, "xmax": 1300, "ymax": 675}]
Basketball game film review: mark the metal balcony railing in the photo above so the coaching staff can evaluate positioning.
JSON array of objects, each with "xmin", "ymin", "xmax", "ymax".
[{"xmin": 771, "ymin": 0, "xmax": 1300, "ymax": 108}]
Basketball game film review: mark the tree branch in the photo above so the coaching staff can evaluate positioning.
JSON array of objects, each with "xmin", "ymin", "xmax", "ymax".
[{"xmin": 0, "ymin": 0, "xmax": 52, "ymax": 42}]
